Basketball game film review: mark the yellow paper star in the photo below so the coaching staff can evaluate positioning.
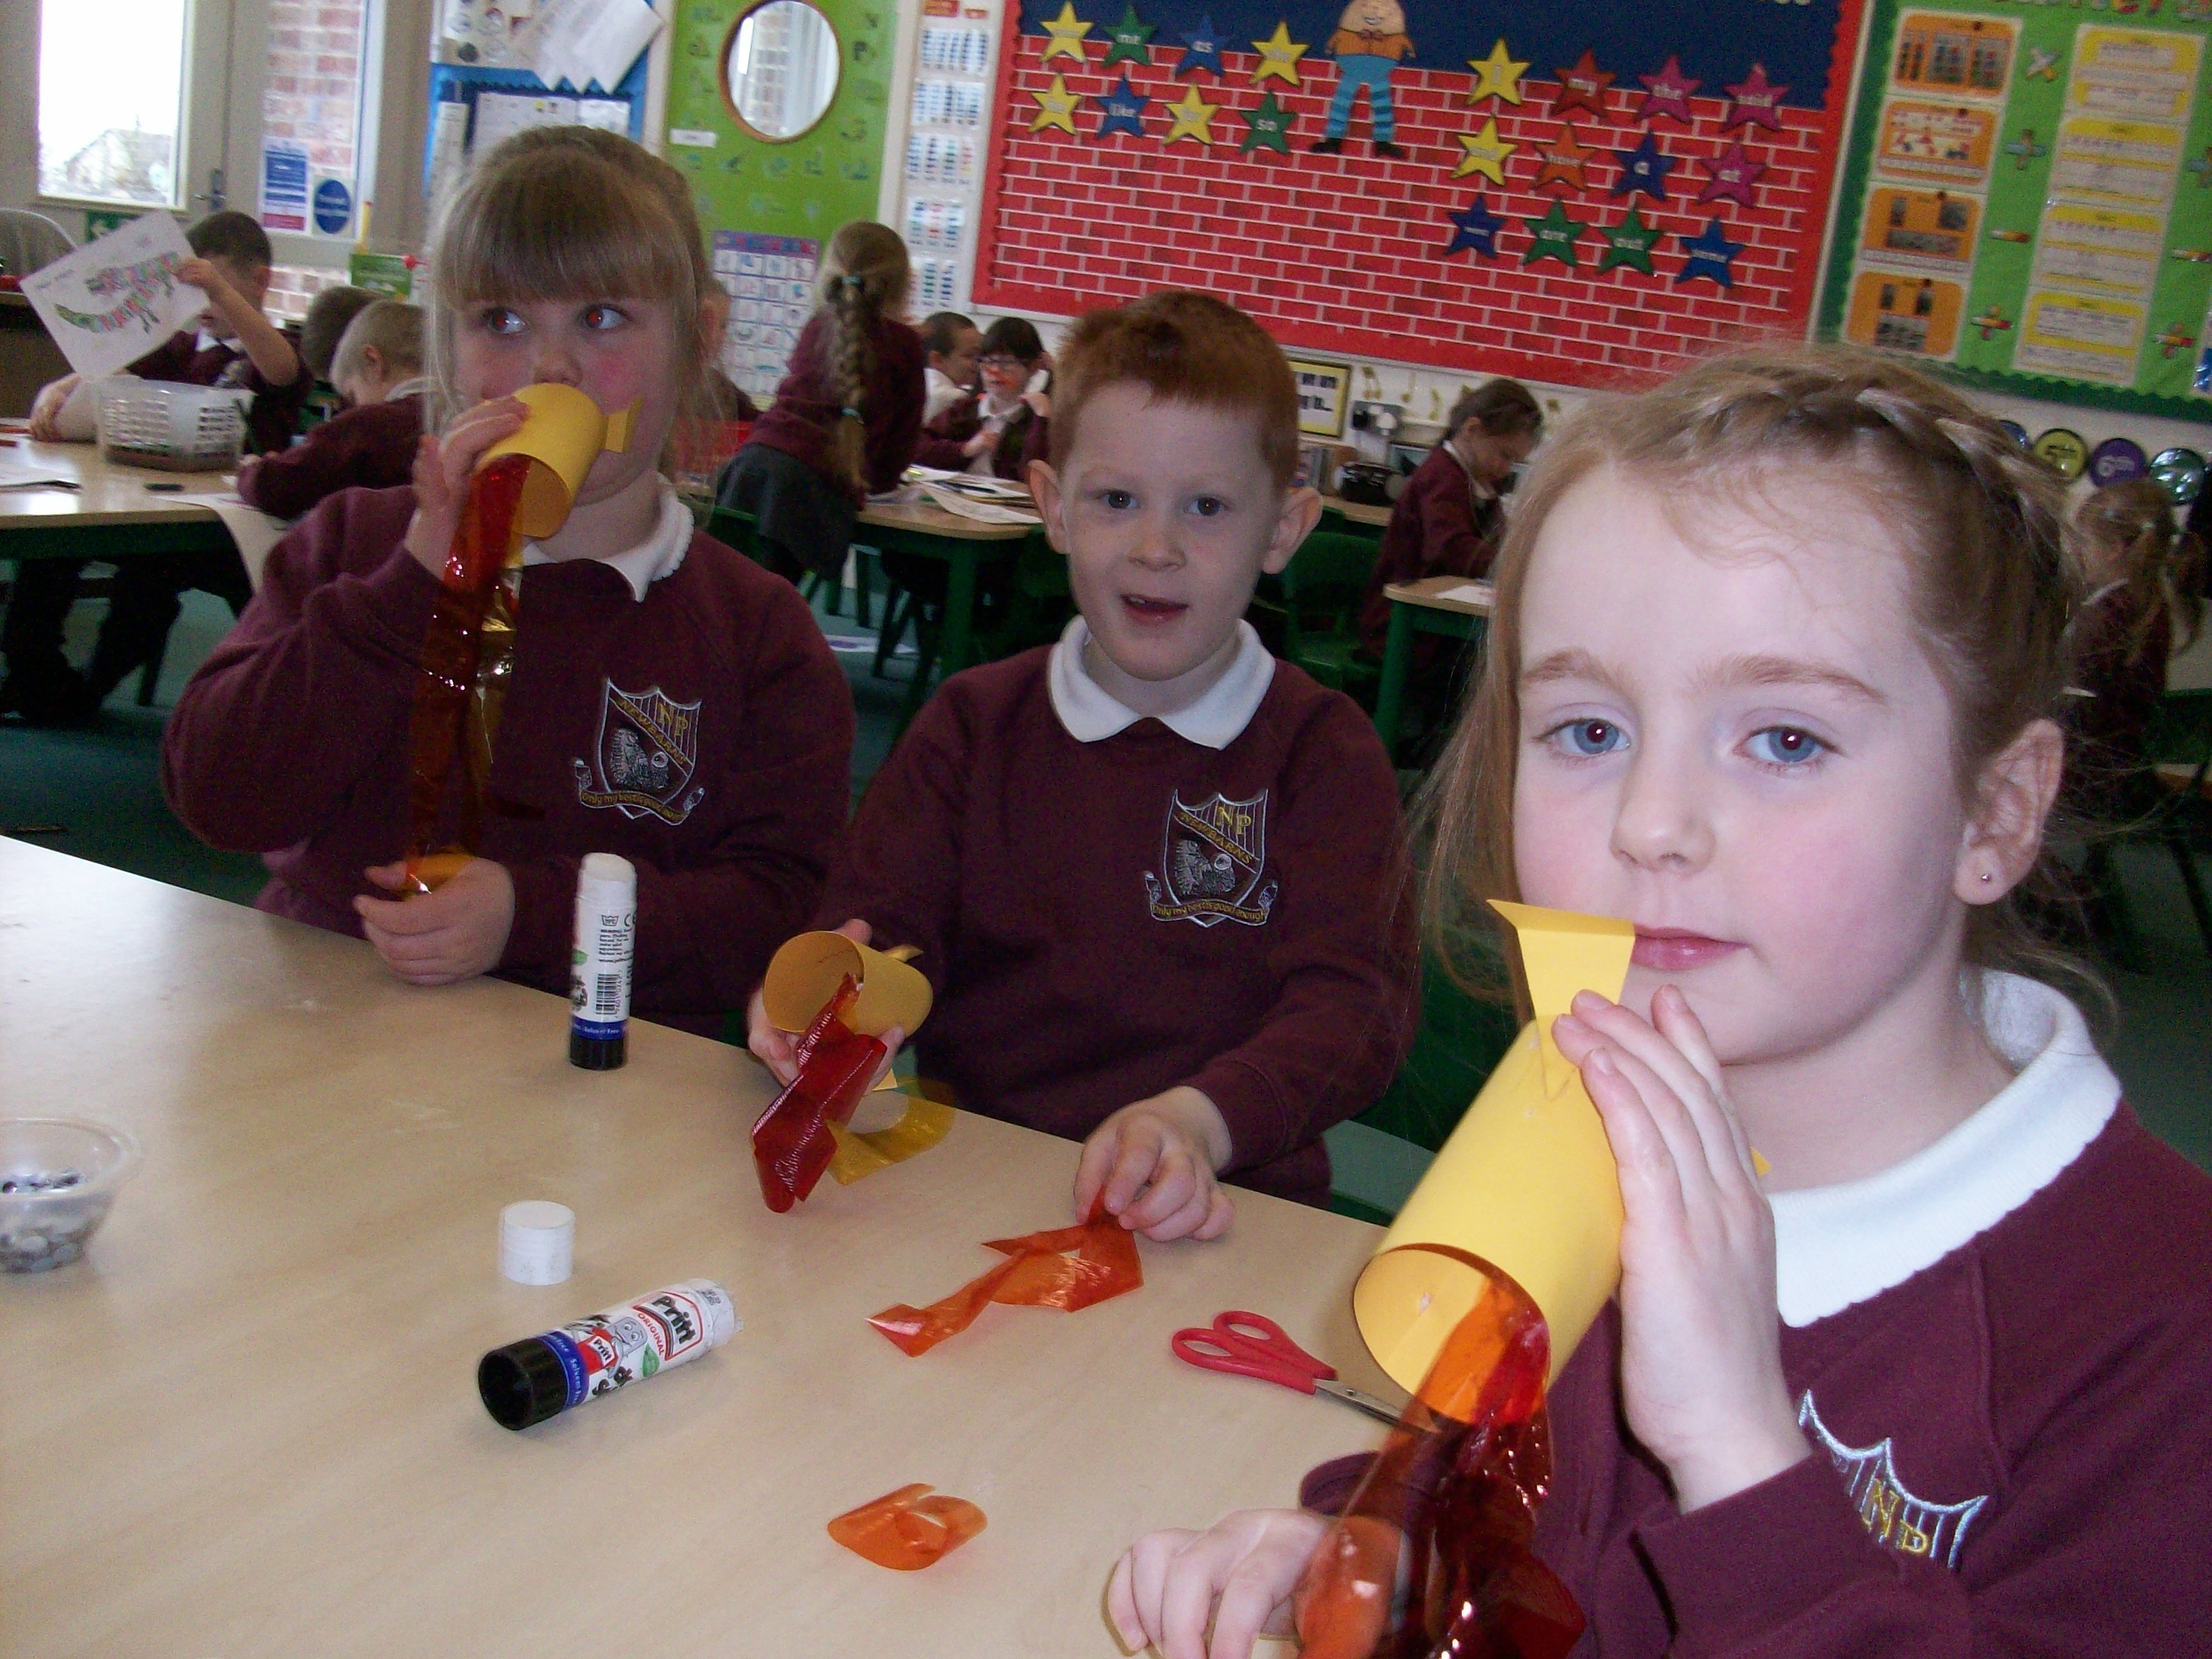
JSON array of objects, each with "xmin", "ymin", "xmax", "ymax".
[
  {"xmin": 1040, "ymin": 1, "xmax": 1092, "ymax": 64},
  {"xmin": 1453, "ymin": 117, "xmax": 1517, "ymax": 184},
  {"xmin": 1030, "ymin": 74, "xmax": 1080, "ymax": 134},
  {"xmin": 1163, "ymin": 84, "xmax": 1220, "ymax": 144},
  {"xmin": 1250, "ymin": 21, "xmax": 1308, "ymax": 88},
  {"xmin": 1468, "ymin": 38, "xmax": 1528, "ymax": 106}
]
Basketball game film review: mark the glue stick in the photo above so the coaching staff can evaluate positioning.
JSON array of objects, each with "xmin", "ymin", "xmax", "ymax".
[
  {"xmin": 569, "ymin": 852, "xmax": 635, "ymax": 1070},
  {"xmin": 477, "ymin": 1279, "xmax": 738, "ymax": 1430}
]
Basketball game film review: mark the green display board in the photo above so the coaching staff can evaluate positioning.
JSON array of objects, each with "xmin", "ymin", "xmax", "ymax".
[
  {"xmin": 664, "ymin": 0, "xmax": 892, "ymax": 250},
  {"xmin": 1820, "ymin": 0, "xmax": 2212, "ymax": 417}
]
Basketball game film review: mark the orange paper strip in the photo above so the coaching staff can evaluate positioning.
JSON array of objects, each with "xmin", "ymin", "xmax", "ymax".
[
  {"xmin": 827, "ymin": 1482, "xmax": 987, "ymax": 1570},
  {"xmin": 868, "ymin": 1204, "xmax": 1142, "ymax": 1356}
]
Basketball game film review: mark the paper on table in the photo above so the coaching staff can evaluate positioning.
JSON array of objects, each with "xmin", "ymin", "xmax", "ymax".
[
  {"xmin": 1432, "ymin": 581, "xmax": 1493, "ymax": 606},
  {"xmin": 198, "ymin": 496, "xmax": 289, "ymax": 592},
  {"xmin": 920, "ymin": 484, "xmax": 1041, "ymax": 525},
  {"xmin": 0, "ymin": 465, "xmax": 80, "ymax": 492},
  {"xmin": 20, "ymin": 216, "xmax": 206, "ymax": 382}
]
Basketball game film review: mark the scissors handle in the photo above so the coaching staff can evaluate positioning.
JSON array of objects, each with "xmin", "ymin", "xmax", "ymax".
[{"xmin": 1170, "ymin": 1310, "xmax": 1338, "ymax": 1393}]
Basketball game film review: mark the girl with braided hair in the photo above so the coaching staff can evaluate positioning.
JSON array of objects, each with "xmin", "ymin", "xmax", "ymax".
[
  {"xmin": 715, "ymin": 221, "xmax": 923, "ymax": 583},
  {"xmin": 1107, "ymin": 343, "xmax": 2211, "ymax": 1659}
]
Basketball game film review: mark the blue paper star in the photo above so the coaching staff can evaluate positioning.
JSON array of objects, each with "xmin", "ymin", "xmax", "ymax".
[
  {"xmin": 1093, "ymin": 72, "xmax": 1151, "ymax": 139},
  {"xmin": 1676, "ymin": 217, "xmax": 1745, "ymax": 287},
  {"xmin": 1178, "ymin": 13, "xmax": 1225, "ymax": 77},
  {"xmin": 1442, "ymin": 196, "xmax": 1505, "ymax": 260},
  {"xmin": 1611, "ymin": 132, "xmax": 1678, "ymax": 203}
]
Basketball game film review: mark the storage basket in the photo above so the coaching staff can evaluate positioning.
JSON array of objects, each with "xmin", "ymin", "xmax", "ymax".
[{"xmin": 94, "ymin": 378, "xmax": 252, "ymax": 473}]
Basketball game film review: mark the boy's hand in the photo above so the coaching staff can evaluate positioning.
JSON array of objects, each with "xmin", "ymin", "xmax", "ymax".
[
  {"xmin": 744, "ymin": 917, "xmax": 905, "ymax": 1088},
  {"xmin": 1074, "ymin": 1086, "xmax": 1233, "ymax": 1242},
  {"xmin": 401, "ymin": 397, "xmax": 529, "ymax": 579},
  {"xmin": 354, "ymin": 857, "xmax": 516, "ymax": 985},
  {"xmin": 28, "ymin": 374, "xmax": 82, "ymax": 441},
  {"xmin": 1022, "ymin": 389, "xmax": 1051, "ymax": 419},
  {"xmin": 962, "ymin": 424, "xmax": 1003, "ymax": 459},
  {"xmin": 1107, "ymin": 1509, "xmax": 1327, "ymax": 1659},
  {"xmin": 173, "ymin": 256, "xmax": 233, "ymax": 308},
  {"xmin": 1551, "ymin": 985, "xmax": 1808, "ymax": 1513}
]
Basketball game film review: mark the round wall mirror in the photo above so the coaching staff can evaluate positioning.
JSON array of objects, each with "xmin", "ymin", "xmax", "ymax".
[{"xmin": 724, "ymin": 0, "xmax": 842, "ymax": 143}]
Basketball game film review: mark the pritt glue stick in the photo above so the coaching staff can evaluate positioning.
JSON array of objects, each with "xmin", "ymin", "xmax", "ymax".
[
  {"xmin": 477, "ymin": 1279, "xmax": 738, "ymax": 1430},
  {"xmin": 569, "ymin": 852, "xmax": 635, "ymax": 1070}
]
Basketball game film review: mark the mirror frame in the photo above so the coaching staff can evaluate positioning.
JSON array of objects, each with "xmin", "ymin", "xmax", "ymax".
[{"xmin": 718, "ymin": 0, "xmax": 844, "ymax": 146}]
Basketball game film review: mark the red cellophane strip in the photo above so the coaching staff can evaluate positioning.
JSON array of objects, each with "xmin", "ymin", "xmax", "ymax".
[
  {"xmin": 867, "ymin": 1200, "xmax": 1143, "ymax": 1356},
  {"xmin": 827, "ymin": 1482, "xmax": 988, "ymax": 1570},
  {"xmin": 1293, "ymin": 1260, "xmax": 1585, "ymax": 1659},
  {"xmin": 403, "ymin": 452, "xmax": 533, "ymax": 879},
  {"xmin": 751, "ymin": 977, "xmax": 887, "ymax": 1212}
]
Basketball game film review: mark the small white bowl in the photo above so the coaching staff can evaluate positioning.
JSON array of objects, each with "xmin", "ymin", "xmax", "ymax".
[{"xmin": 0, "ymin": 1118, "xmax": 141, "ymax": 1273}]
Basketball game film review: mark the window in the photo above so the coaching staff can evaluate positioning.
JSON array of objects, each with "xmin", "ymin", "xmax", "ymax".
[{"xmin": 38, "ymin": 0, "xmax": 189, "ymax": 208}]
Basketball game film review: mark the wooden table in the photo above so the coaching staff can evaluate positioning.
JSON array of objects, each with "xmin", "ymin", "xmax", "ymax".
[
  {"xmin": 0, "ymin": 436, "xmax": 236, "ymax": 562},
  {"xmin": 1373, "ymin": 575, "xmax": 1495, "ymax": 755},
  {"xmin": 0, "ymin": 842, "xmax": 1398, "ymax": 1656},
  {"xmin": 1322, "ymin": 497, "xmax": 1393, "ymax": 531},
  {"xmin": 857, "ymin": 496, "xmax": 1036, "ymax": 725}
]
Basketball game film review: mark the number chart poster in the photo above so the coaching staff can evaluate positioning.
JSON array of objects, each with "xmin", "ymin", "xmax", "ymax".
[
  {"xmin": 1821, "ymin": 0, "xmax": 2212, "ymax": 414},
  {"xmin": 971, "ymin": 0, "xmax": 1865, "ymax": 388}
]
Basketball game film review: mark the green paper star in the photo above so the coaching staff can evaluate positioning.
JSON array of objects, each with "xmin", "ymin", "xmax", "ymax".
[
  {"xmin": 1101, "ymin": 3, "xmax": 1157, "ymax": 69},
  {"xmin": 1600, "ymin": 208, "xmax": 1662, "ymax": 275},
  {"xmin": 1239, "ymin": 90, "xmax": 1293, "ymax": 154},
  {"xmin": 1521, "ymin": 198, "xmax": 1590, "ymax": 269}
]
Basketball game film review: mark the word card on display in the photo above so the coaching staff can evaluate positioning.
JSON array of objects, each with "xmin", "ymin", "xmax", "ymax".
[
  {"xmin": 714, "ymin": 230, "xmax": 820, "ymax": 402},
  {"xmin": 1821, "ymin": 0, "xmax": 2212, "ymax": 414},
  {"xmin": 893, "ymin": 0, "xmax": 1009, "ymax": 316}
]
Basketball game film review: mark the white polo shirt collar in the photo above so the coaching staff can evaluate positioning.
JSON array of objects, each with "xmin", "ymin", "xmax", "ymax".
[
  {"xmin": 1047, "ymin": 615, "xmax": 1276, "ymax": 749},
  {"xmin": 521, "ymin": 477, "xmax": 691, "ymax": 602}
]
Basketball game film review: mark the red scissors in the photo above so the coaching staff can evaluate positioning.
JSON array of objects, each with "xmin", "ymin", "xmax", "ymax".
[{"xmin": 1171, "ymin": 1310, "xmax": 1401, "ymax": 1427}]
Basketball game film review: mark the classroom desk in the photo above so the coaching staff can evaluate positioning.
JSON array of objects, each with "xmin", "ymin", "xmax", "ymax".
[
  {"xmin": 1323, "ymin": 497, "xmax": 1393, "ymax": 531},
  {"xmin": 1372, "ymin": 575, "xmax": 1494, "ymax": 755},
  {"xmin": 0, "ymin": 436, "xmax": 236, "ymax": 562},
  {"xmin": 0, "ymin": 841, "xmax": 1397, "ymax": 1656},
  {"xmin": 857, "ymin": 496, "xmax": 1034, "ymax": 723}
]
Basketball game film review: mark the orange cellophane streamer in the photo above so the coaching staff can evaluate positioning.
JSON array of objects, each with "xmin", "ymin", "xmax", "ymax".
[
  {"xmin": 827, "ymin": 1482, "xmax": 988, "ymax": 1570},
  {"xmin": 1294, "ymin": 1258, "xmax": 1585, "ymax": 1659},
  {"xmin": 403, "ymin": 451, "xmax": 533, "ymax": 885},
  {"xmin": 751, "ymin": 977, "xmax": 887, "ymax": 1213},
  {"xmin": 868, "ymin": 1201, "xmax": 1142, "ymax": 1356}
]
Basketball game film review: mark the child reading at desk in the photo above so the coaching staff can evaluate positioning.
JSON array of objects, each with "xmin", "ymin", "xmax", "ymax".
[
  {"xmin": 750, "ymin": 291, "xmax": 1417, "ymax": 1240},
  {"xmin": 163, "ymin": 129, "xmax": 852, "ymax": 1035},
  {"xmin": 237, "ymin": 300, "xmax": 428, "ymax": 519},
  {"xmin": 1106, "ymin": 344, "xmax": 2212, "ymax": 1658}
]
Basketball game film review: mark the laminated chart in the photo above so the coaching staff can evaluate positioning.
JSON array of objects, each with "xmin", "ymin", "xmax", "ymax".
[{"xmin": 1823, "ymin": 0, "xmax": 2212, "ymax": 413}]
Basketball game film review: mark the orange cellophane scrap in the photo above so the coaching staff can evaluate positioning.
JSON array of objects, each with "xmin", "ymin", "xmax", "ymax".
[
  {"xmin": 867, "ymin": 1202, "xmax": 1142, "ymax": 1356},
  {"xmin": 827, "ymin": 1482, "xmax": 987, "ymax": 1570},
  {"xmin": 1293, "ymin": 1262, "xmax": 1585, "ymax": 1659}
]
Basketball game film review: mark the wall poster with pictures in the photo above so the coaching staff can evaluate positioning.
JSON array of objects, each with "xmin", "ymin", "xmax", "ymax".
[
  {"xmin": 1820, "ymin": 0, "xmax": 2212, "ymax": 415},
  {"xmin": 1288, "ymin": 356, "xmax": 1350, "ymax": 436}
]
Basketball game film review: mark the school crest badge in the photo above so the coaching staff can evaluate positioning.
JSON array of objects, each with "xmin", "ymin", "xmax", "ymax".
[
  {"xmin": 1144, "ymin": 789, "xmax": 1277, "ymax": 927},
  {"xmin": 573, "ymin": 681, "xmax": 706, "ymax": 825},
  {"xmin": 1799, "ymin": 1392, "xmax": 1987, "ymax": 1569}
]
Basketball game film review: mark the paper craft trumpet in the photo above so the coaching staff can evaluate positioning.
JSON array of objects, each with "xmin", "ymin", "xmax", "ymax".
[
  {"xmin": 749, "ymin": 931, "xmax": 949, "ymax": 1211},
  {"xmin": 403, "ymin": 384, "xmax": 641, "ymax": 892}
]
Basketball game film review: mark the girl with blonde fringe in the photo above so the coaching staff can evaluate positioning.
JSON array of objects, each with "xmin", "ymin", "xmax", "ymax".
[
  {"xmin": 164, "ymin": 127, "xmax": 854, "ymax": 1032},
  {"xmin": 715, "ymin": 221, "xmax": 925, "ymax": 583},
  {"xmin": 1105, "ymin": 343, "xmax": 2212, "ymax": 1659}
]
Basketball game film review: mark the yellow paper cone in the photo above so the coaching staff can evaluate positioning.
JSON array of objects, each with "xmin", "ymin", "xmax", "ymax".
[
  {"xmin": 476, "ymin": 384, "xmax": 642, "ymax": 541},
  {"xmin": 1352, "ymin": 902, "xmax": 1635, "ymax": 1389},
  {"xmin": 761, "ymin": 931, "xmax": 934, "ymax": 1045}
]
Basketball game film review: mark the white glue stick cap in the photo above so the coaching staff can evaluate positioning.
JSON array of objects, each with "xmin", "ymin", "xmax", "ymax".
[
  {"xmin": 684, "ymin": 1277, "xmax": 742, "ymax": 1348},
  {"xmin": 500, "ymin": 1201, "xmax": 576, "ymax": 1285},
  {"xmin": 578, "ymin": 852, "xmax": 635, "ymax": 898}
]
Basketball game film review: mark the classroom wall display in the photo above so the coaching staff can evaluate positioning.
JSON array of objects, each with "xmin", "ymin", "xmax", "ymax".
[
  {"xmin": 891, "ymin": 0, "xmax": 1009, "ymax": 315},
  {"xmin": 666, "ymin": 0, "xmax": 896, "ymax": 396},
  {"xmin": 1820, "ymin": 0, "xmax": 2212, "ymax": 417},
  {"xmin": 968, "ymin": 0, "xmax": 1865, "ymax": 387}
]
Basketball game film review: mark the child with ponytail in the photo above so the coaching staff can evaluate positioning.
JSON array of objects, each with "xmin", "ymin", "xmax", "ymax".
[{"xmin": 715, "ymin": 222, "xmax": 924, "ymax": 583}]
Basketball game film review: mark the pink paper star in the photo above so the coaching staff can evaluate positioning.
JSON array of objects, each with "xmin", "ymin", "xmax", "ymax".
[
  {"xmin": 1724, "ymin": 63, "xmax": 1788, "ymax": 132},
  {"xmin": 1699, "ymin": 140, "xmax": 1766, "ymax": 206},
  {"xmin": 1637, "ymin": 55, "xmax": 1699, "ymax": 125}
]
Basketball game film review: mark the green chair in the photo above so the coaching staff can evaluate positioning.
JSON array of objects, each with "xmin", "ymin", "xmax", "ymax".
[
  {"xmin": 705, "ymin": 505, "xmax": 874, "ymax": 626},
  {"xmin": 2085, "ymin": 687, "xmax": 2212, "ymax": 966},
  {"xmin": 703, "ymin": 504, "xmax": 762, "ymax": 562},
  {"xmin": 1276, "ymin": 531, "xmax": 1382, "ymax": 699}
]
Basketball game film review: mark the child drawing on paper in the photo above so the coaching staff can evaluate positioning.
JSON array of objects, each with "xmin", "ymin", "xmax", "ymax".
[{"xmin": 1312, "ymin": 0, "xmax": 1413, "ymax": 159}]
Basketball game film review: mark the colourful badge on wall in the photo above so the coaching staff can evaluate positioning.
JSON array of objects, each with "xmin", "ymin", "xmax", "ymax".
[
  {"xmin": 1453, "ymin": 118, "xmax": 1517, "ymax": 184},
  {"xmin": 2151, "ymin": 446, "xmax": 2207, "ymax": 505},
  {"xmin": 1092, "ymin": 73, "xmax": 1151, "ymax": 139},
  {"xmin": 1600, "ymin": 208, "xmax": 1662, "ymax": 276},
  {"xmin": 1443, "ymin": 196, "xmax": 1506, "ymax": 260},
  {"xmin": 1637, "ymin": 55, "xmax": 1700, "ymax": 125},
  {"xmin": 1251, "ymin": 21, "xmax": 1309, "ymax": 87},
  {"xmin": 1534, "ymin": 125, "xmax": 1599, "ymax": 192},
  {"xmin": 1612, "ymin": 132, "xmax": 1677, "ymax": 202},
  {"xmin": 1240, "ymin": 90, "xmax": 1294, "ymax": 154},
  {"xmin": 2031, "ymin": 428, "xmax": 2087, "ymax": 480},
  {"xmin": 1163, "ymin": 84, "xmax": 1221, "ymax": 145},
  {"xmin": 1467, "ymin": 38, "xmax": 1527, "ymax": 107},
  {"xmin": 1522, "ymin": 199, "xmax": 1590, "ymax": 268},
  {"xmin": 1677, "ymin": 218, "xmax": 1745, "ymax": 287},
  {"xmin": 1039, "ymin": 1, "xmax": 1093, "ymax": 63},
  {"xmin": 1030, "ymin": 75, "xmax": 1080, "ymax": 135},
  {"xmin": 1551, "ymin": 49, "xmax": 1614, "ymax": 119},
  {"xmin": 1700, "ymin": 141, "xmax": 1766, "ymax": 208},
  {"xmin": 1178, "ymin": 13, "xmax": 1226, "ymax": 77},
  {"xmin": 2088, "ymin": 436, "xmax": 2149, "ymax": 487},
  {"xmin": 1101, "ymin": 3, "xmax": 1156, "ymax": 69},
  {"xmin": 1724, "ymin": 63, "xmax": 1788, "ymax": 132}
]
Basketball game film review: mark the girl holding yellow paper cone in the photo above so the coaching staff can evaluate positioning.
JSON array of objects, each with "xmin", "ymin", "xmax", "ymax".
[
  {"xmin": 162, "ymin": 130, "xmax": 852, "ymax": 1032},
  {"xmin": 1108, "ymin": 344, "xmax": 2212, "ymax": 1659}
]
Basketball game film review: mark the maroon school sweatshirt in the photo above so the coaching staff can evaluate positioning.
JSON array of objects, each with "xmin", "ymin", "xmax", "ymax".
[
  {"xmin": 131, "ymin": 326, "xmax": 309, "ymax": 455},
  {"xmin": 162, "ymin": 482, "xmax": 854, "ymax": 1035},
  {"xmin": 238, "ymin": 390, "xmax": 424, "ymax": 519},
  {"xmin": 1309, "ymin": 977, "xmax": 2212, "ymax": 1654},
  {"xmin": 1357, "ymin": 444, "xmax": 1506, "ymax": 659},
  {"xmin": 814, "ymin": 620, "xmax": 1418, "ymax": 1202},
  {"xmin": 746, "ymin": 310, "xmax": 925, "ymax": 502}
]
